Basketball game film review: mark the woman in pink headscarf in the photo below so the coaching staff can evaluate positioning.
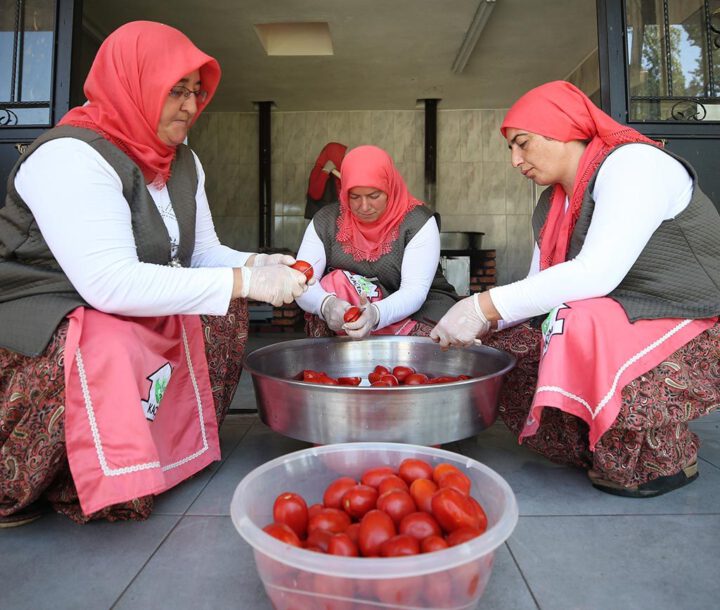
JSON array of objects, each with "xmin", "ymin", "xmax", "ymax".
[
  {"xmin": 431, "ymin": 81, "xmax": 720, "ymax": 498},
  {"xmin": 296, "ymin": 145, "xmax": 459, "ymax": 339},
  {"xmin": 0, "ymin": 21, "xmax": 310, "ymax": 526}
]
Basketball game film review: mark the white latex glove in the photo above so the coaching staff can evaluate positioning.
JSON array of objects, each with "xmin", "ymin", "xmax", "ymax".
[
  {"xmin": 429, "ymin": 293, "xmax": 491, "ymax": 348},
  {"xmin": 320, "ymin": 295, "xmax": 352, "ymax": 332},
  {"xmin": 239, "ymin": 265, "xmax": 308, "ymax": 307},
  {"xmin": 344, "ymin": 295, "xmax": 380, "ymax": 340},
  {"xmin": 251, "ymin": 253, "xmax": 296, "ymax": 267}
]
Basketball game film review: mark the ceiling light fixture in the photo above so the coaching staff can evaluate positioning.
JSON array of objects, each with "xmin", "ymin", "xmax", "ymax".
[{"xmin": 451, "ymin": 0, "xmax": 497, "ymax": 74}]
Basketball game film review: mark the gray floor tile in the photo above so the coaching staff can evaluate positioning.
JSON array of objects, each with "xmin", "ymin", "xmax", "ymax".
[
  {"xmin": 0, "ymin": 513, "xmax": 179, "ymax": 610},
  {"xmin": 114, "ymin": 515, "xmax": 272, "ymax": 610},
  {"xmin": 691, "ymin": 409, "xmax": 720, "ymax": 470},
  {"xmin": 509, "ymin": 514, "xmax": 720, "ymax": 610},
  {"xmin": 473, "ymin": 544, "xmax": 538, "ymax": 610}
]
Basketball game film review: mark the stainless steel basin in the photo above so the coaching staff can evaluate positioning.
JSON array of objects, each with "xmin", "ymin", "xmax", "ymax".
[{"xmin": 243, "ymin": 336, "xmax": 515, "ymax": 445}]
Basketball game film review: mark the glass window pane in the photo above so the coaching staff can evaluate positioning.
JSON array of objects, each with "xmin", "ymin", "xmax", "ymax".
[
  {"xmin": 0, "ymin": 1, "xmax": 18, "ymax": 102},
  {"xmin": 19, "ymin": 0, "xmax": 55, "ymax": 102}
]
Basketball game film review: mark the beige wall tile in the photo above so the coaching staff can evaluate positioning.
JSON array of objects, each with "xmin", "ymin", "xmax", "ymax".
[
  {"xmin": 438, "ymin": 110, "xmax": 461, "ymax": 163},
  {"xmin": 305, "ymin": 112, "xmax": 329, "ymax": 166},
  {"xmin": 370, "ymin": 111, "xmax": 395, "ymax": 156},
  {"xmin": 283, "ymin": 162, "xmax": 307, "ymax": 216},
  {"xmin": 505, "ymin": 163, "xmax": 533, "ymax": 215},
  {"xmin": 506, "ymin": 214, "xmax": 534, "ymax": 272},
  {"xmin": 347, "ymin": 111, "xmax": 374, "ymax": 149},
  {"xmin": 282, "ymin": 112, "xmax": 308, "ymax": 165},
  {"xmin": 460, "ymin": 109, "xmax": 483, "ymax": 163},
  {"xmin": 238, "ymin": 113, "xmax": 257, "ymax": 165},
  {"xmin": 393, "ymin": 110, "xmax": 416, "ymax": 163},
  {"xmin": 327, "ymin": 111, "xmax": 353, "ymax": 146},
  {"xmin": 480, "ymin": 161, "xmax": 507, "ymax": 215},
  {"xmin": 214, "ymin": 215, "xmax": 258, "ymax": 252},
  {"xmin": 461, "ymin": 163, "xmax": 483, "ymax": 214},
  {"xmin": 482, "ymin": 109, "xmax": 507, "ymax": 163},
  {"xmin": 437, "ymin": 161, "xmax": 464, "ymax": 215}
]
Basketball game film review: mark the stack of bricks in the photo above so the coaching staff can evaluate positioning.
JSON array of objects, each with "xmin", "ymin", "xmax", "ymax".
[
  {"xmin": 271, "ymin": 301, "xmax": 304, "ymax": 332},
  {"xmin": 469, "ymin": 249, "xmax": 497, "ymax": 294}
]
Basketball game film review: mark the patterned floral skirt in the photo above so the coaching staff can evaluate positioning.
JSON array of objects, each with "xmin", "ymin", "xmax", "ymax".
[
  {"xmin": 304, "ymin": 313, "xmax": 434, "ymax": 338},
  {"xmin": 0, "ymin": 299, "xmax": 249, "ymax": 523},
  {"xmin": 483, "ymin": 321, "xmax": 720, "ymax": 488}
]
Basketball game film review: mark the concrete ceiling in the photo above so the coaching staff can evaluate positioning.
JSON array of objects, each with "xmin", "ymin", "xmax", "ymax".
[{"xmin": 83, "ymin": 0, "xmax": 598, "ymax": 111}]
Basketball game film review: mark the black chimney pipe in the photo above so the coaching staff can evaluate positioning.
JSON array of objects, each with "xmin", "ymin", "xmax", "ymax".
[
  {"xmin": 421, "ymin": 98, "xmax": 440, "ymax": 210},
  {"xmin": 256, "ymin": 101, "xmax": 273, "ymax": 249}
]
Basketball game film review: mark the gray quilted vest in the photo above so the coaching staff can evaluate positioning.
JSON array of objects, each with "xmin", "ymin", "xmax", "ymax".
[
  {"xmin": 0, "ymin": 126, "xmax": 198, "ymax": 356},
  {"xmin": 531, "ymin": 144, "xmax": 720, "ymax": 321},
  {"xmin": 313, "ymin": 203, "xmax": 460, "ymax": 324}
]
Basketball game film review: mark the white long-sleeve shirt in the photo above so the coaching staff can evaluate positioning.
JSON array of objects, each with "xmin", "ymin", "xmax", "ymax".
[
  {"xmin": 294, "ymin": 216, "xmax": 441, "ymax": 329},
  {"xmin": 490, "ymin": 144, "xmax": 693, "ymax": 323},
  {"xmin": 14, "ymin": 138, "xmax": 252, "ymax": 317}
]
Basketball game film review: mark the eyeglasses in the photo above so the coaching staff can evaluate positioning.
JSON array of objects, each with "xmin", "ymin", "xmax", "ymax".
[{"xmin": 168, "ymin": 85, "xmax": 208, "ymax": 103}]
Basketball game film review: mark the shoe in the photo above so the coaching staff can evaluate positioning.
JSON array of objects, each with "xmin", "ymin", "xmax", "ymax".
[
  {"xmin": 589, "ymin": 461, "xmax": 698, "ymax": 498},
  {"xmin": 0, "ymin": 503, "xmax": 45, "ymax": 528}
]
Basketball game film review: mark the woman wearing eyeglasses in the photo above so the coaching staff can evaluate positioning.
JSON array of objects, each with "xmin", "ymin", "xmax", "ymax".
[{"xmin": 0, "ymin": 21, "xmax": 310, "ymax": 526}]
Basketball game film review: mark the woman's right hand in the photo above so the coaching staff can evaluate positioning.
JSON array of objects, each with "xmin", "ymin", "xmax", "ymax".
[
  {"xmin": 233, "ymin": 265, "xmax": 308, "ymax": 306},
  {"xmin": 320, "ymin": 295, "xmax": 351, "ymax": 331}
]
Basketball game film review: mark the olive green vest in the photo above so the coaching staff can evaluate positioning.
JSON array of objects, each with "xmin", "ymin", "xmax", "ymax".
[
  {"xmin": 532, "ymin": 144, "xmax": 720, "ymax": 321},
  {"xmin": 0, "ymin": 126, "xmax": 198, "ymax": 356},
  {"xmin": 313, "ymin": 203, "xmax": 460, "ymax": 324}
]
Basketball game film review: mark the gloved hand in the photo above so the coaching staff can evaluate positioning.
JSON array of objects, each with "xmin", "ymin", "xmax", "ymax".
[
  {"xmin": 430, "ymin": 293, "xmax": 491, "ymax": 348},
  {"xmin": 344, "ymin": 295, "xmax": 380, "ymax": 340},
  {"xmin": 251, "ymin": 253, "xmax": 296, "ymax": 267},
  {"xmin": 320, "ymin": 295, "xmax": 352, "ymax": 332},
  {"xmin": 236, "ymin": 265, "xmax": 308, "ymax": 307}
]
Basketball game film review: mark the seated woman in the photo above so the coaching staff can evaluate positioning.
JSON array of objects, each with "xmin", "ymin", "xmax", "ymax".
[
  {"xmin": 0, "ymin": 21, "xmax": 309, "ymax": 526},
  {"xmin": 431, "ymin": 81, "xmax": 720, "ymax": 498},
  {"xmin": 295, "ymin": 145, "xmax": 459, "ymax": 339}
]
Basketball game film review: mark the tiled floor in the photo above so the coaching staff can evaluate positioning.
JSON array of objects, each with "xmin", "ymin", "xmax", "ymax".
[{"xmin": 2, "ymin": 332, "xmax": 719, "ymax": 610}]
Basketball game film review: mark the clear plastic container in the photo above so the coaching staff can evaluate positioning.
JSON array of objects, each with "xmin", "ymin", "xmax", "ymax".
[{"xmin": 231, "ymin": 443, "xmax": 518, "ymax": 610}]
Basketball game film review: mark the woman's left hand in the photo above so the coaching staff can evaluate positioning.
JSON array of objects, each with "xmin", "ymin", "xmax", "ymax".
[
  {"xmin": 343, "ymin": 297, "xmax": 380, "ymax": 340},
  {"xmin": 250, "ymin": 253, "xmax": 296, "ymax": 267}
]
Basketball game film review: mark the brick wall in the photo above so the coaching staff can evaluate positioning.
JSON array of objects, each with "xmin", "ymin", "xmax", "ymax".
[{"xmin": 469, "ymin": 249, "xmax": 497, "ymax": 294}]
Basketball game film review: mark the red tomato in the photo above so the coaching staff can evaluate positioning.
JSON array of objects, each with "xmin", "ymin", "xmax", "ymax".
[
  {"xmin": 290, "ymin": 259, "xmax": 314, "ymax": 280},
  {"xmin": 398, "ymin": 511, "xmax": 442, "ymax": 540},
  {"xmin": 302, "ymin": 369, "xmax": 324, "ymax": 381},
  {"xmin": 409, "ymin": 478, "xmax": 438, "ymax": 513},
  {"xmin": 376, "ymin": 489, "xmax": 416, "ymax": 526},
  {"xmin": 375, "ymin": 577, "xmax": 422, "ymax": 606},
  {"xmin": 468, "ymin": 497, "xmax": 489, "ymax": 534},
  {"xmin": 438, "ymin": 471, "xmax": 472, "ymax": 496},
  {"xmin": 446, "ymin": 526, "xmax": 482, "ymax": 546},
  {"xmin": 428, "ymin": 376, "xmax": 457, "ymax": 384},
  {"xmin": 432, "ymin": 462, "xmax": 463, "ymax": 484},
  {"xmin": 368, "ymin": 372, "xmax": 385, "ymax": 384},
  {"xmin": 305, "ymin": 528, "xmax": 332, "ymax": 552},
  {"xmin": 375, "ymin": 374, "xmax": 399, "ymax": 386},
  {"xmin": 358, "ymin": 509, "xmax": 396, "ymax": 557},
  {"xmin": 371, "ymin": 379, "xmax": 395, "ymax": 387},
  {"xmin": 342, "ymin": 485, "xmax": 378, "ymax": 520},
  {"xmin": 450, "ymin": 559, "xmax": 486, "ymax": 603},
  {"xmin": 379, "ymin": 533, "xmax": 420, "ymax": 557},
  {"xmin": 404, "ymin": 373, "xmax": 430, "ymax": 385},
  {"xmin": 373, "ymin": 365, "xmax": 390, "ymax": 375},
  {"xmin": 360, "ymin": 466, "xmax": 396, "ymax": 488},
  {"xmin": 345, "ymin": 522, "xmax": 360, "ymax": 545},
  {"xmin": 317, "ymin": 374, "xmax": 340, "ymax": 385},
  {"xmin": 398, "ymin": 458, "xmax": 434, "ymax": 484},
  {"xmin": 377, "ymin": 474, "xmax": 409, "ymax": 495},
  {"xmin": 343, "ymin": 306, "xmax": 362, "ymax": 323},
  {"xmin": 337, "ymin": 376, "xmax": 361, "ymax": 386},
  {"xmin": 327, "ymin": 532, "xmax": 359, "ymax": 556},
  {"xmin": 262, "ymin": 522, "xmax": 301, "ymax": 547},
  {"xmin": 423, "ymin": 571, "xmax": 454, "ymax": 608},
  {"xmin": 272, "ymin": 492, "xmax": 309, "ymax": 539},
  {"xmin": 458, "ymin": 374, "xmax": 473, "ymax": 380},
  {"xmin": 392, "ymin": 365, "xmax": 415, "ymax": 383},
  {"xmin": 431, "ymin": 487, "xmax": 480, "ymax": 533},
  {"xmin": 323, "ymin": 476, "xmax": 357, "ymax": 508},
  {"xmin": 420, "ymin": 534, "xmax": 449, "ymax": 553},
  {"xmin": 308, "ymin": 503, "xmax": 323, "ymax": 520},
  {"xmin": 308, "ymin": 507, "xmax": 351, "ymax": 534}
]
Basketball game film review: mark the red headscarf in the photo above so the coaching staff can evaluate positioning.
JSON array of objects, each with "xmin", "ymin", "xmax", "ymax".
[
  {"xmin": 336, "ymin": 145, "xmax": 422, "ymax": 262},
  {"xmin": 59, "ymin": 21, "xmax": 221, "ymax": 186},
  {"xmin": 307, "ymin": 142, "xmax": 347, "ymax": 200},
  {"xmin": 500, "ymin": 80, "xmax": 659, "ymax": 270}
]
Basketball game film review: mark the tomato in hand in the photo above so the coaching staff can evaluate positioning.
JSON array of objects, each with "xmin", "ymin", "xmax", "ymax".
[
  {"xmin": 431, "ymin": 487, "xmax": 480, "ymax": 533},
  {"xmin": 377, "ymin": 474, "xmax": 409, "ymax": 495},
  {"xmin": 398, "ymin": 511, "xmax": 442, "ymax": 540},
  {"xmin": 262, "ymin": 522, "xmax": 302, "ymax": 547},
  {"xmin": 308, "ymin": 507, "xmax": 351, "ymax": 534},
  {"xmin": 343, "ymin": 306, "xmax": 362, "ymax": 323},
  {"xmin": 290, "ymin": 259, "xmax": 314, "ymax": 280},
  {"xmin": 360, "ymin": 466, "xmax": 396, "ymax": 488},
  {"xmin": 342, "ymin": 484, "xmax": 379, "ymax": 520},
  {"xmin": 403, "ymin": 373, "xmax": 430, "ymax": 385},
  {"xmin": 420, "ymin": 534, "xmax": 449, "ymax": 553},
  {"xmin": 379, "ymin": 534, "xmax": 420, "ymax": 557},
  {"xmin": 323, "ymin": 476, "xmax": 357, "ymax": 508},
  {"xmin": 398, "ymin": 458, "xmax": 434, "ymax": 484},
  {"xmin": 376, "ymin": 489, "xmax": 416, "ymax": 526},
  {"xmin": 358, "ymin": 509, "xmax": 396, "ymax": 557},
  {"xmin": 327, "ymin": 532, "xmax": 359, "ymax": 556},
  {"xmin": 272, "ymin": 492, "xmax": 308, "ymax": 539},
  {"xmin": 409, "ymin": 478, "xmax": 438, "ymax": 513},
  {"xmin": 392, "ymin": 365, "xmax": 415, "ymax": 383}
]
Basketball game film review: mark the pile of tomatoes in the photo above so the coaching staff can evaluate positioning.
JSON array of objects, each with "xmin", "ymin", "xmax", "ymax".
[
  {"xmin": 298, "ymin": 365, "xmax": 473, "ymax": 386},
  {"xmin": 263, "ymin": 458, "xmax": 487, "ymax": 557}
]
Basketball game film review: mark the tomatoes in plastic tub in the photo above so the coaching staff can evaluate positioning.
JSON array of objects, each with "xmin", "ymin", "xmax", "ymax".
[
  {"xmin": 290, "ymin": 259, "xmax": 314, "ymax": 280},
  {"xmin": 398, "ymin": 458, "xmax": 434, "ymax": 483},
  {"xmin": 262, "ymin": 522, "xmax": 301, "ymax": 547},
  {"xmin": 273, "ymin": 492, "xmax": 308, "ymax": 539},
  {"xmin": 322, "ymin": 477, "xmax": 357, "ymax": 509},
  {"xmin": 431, "ymin": 487, "xmax": 480, "ymax": 533},
  {"xmin": 358, "ymin": 509, "xmax": 396, "ymax": 557}
]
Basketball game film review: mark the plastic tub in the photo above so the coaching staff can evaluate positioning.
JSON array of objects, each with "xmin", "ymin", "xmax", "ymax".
[{"xmin": 231, "ymin": 443, "xmax": 518, "ymax": 609}]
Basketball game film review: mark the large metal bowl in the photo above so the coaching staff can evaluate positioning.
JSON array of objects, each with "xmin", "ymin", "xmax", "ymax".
[{"xmin": 243, "ymin": 336, "xmax": 515, "ymax": 445}]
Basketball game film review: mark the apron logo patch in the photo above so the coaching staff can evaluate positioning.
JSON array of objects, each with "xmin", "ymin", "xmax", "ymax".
[
  {"xmin": 141, "ymin": 362, "xmax": 173, "ymax": 421},
  {"xmin": 541, "ymin": 304, "xmax": 568, "ymax": 356},
  {"xmin": 343, "ymin": 270, "xmax": 380, "ymax": 298}
]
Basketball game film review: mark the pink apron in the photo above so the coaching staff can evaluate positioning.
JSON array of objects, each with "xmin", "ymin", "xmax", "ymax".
[
  {"xmin": 63, "ymin": 307, "xmax": 220, "ymax": 515},
  {"xmin": 520, "ymin": 298, "xmax": 717, "ymax": 449},
  {"xmin": 320, "ymin": 269, "xmax": 417, "ymax": 335}
]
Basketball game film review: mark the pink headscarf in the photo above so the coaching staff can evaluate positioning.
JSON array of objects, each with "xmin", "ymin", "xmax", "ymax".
[{"xmin": 336, "ymin": 146, "xmax": 422, "ymax": 262}]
